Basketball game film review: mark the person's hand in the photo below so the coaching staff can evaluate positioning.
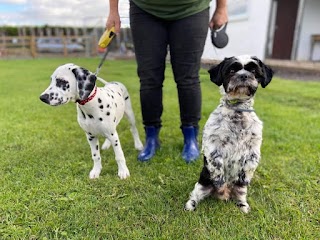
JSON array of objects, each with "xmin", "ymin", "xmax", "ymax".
[
  {"xmin": 106, "ymin": 12, "xmax": 121, "ymax": 34},
  {"xmin": 209, "ymin": 7, "xmax": 228, "ymax": 30}
]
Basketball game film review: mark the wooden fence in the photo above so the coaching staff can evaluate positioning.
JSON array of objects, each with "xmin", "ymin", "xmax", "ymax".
[{"xmin": 0, "ymin": 35, "xmax": 99, "ymax": 58}]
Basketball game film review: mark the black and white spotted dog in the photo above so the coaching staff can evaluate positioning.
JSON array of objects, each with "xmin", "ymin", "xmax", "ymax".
[
  {"xmin": 40, "ymin": 63, "xmax": 143, "ymax": 179},
  {"xmin": 185, "ymin": 55, "xmax": 273, "ymax": 213}
]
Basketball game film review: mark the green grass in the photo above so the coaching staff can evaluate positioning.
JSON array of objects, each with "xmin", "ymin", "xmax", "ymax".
[{"xmin": 0, "ymin": 58, "xmax": 319, "ymax": 239}]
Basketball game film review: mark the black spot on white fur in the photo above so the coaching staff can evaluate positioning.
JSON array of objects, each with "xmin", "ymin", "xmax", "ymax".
[
  {"xmin": 39, "ymin": 63, "xmax": 143, "ymax": 179},
  {"xmin": 186, "ymin": 55, "xmax": 273, "ymax": 213},
  {"xmin": 56, "ymin": 78, "xmax": 70, "ymax": 91}
]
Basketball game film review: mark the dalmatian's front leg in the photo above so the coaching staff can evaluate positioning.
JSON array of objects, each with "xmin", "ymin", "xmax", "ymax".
[
  {"xmin": 107, "ymin": 131, "xmax": 130, "ymax": 179},
  {"xmin": 86, "ymin": 133, "xmax": 102, "ymax": 179}
]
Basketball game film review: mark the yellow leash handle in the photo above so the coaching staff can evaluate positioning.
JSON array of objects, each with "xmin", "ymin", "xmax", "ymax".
[{"xmin": 98, "ymin": 27, "xmax": 116, "ymax": 48}]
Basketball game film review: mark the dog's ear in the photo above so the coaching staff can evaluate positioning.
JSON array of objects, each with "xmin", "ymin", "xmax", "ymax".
[
  {"xmin": 72, "ymin": 67, "xmax": 97, "ymax": 100},
  {"xmin": 208, "ymin": 57, "xmax": 233, "ymax": 86},
  {"xmin": 208, "ymin": 61, "xmax": 224, "ymax": 86},
  {"xmin": 252, "ymin": 56, "xmax": 274, "ymax": 88}
]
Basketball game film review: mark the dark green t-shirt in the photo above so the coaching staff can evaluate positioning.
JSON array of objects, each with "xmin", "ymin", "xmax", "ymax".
[{"xmin": 131, "ymin": 0, "xmax": 211, "ymax": 20}]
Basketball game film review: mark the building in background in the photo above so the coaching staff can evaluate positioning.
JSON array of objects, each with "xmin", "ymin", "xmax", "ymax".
[
  {"xmin": 1, "ymin": 0, "xmax": 319, "ymax": 61},
  {"xmin": 202, "ymin": 0, "xmax": 320, "ymax": 61}
]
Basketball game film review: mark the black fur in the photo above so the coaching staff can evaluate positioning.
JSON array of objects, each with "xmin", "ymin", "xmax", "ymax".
[{"xmin": 72, "ymin": 68, "xmax": 97, "ymax": 101}]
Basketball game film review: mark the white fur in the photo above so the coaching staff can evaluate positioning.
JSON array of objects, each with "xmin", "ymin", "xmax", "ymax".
[
  {"xmin": 185, "ymin": 56, "xmax": 273, "ymax": 213},
  {"xmin": 40, "ymin": 63, "xmax": 143, "ymax": 179}
]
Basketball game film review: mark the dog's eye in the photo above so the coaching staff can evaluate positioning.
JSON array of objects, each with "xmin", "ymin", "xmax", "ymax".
[
  {"xmin": 230, "ymin": 69, "xmax": 235, "ymax": 74},
  {"xmin": 251, "ymin": 69, "xmax": 256, "ymax": 74}
]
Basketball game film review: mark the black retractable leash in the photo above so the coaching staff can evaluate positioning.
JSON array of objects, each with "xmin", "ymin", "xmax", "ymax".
[{"xmin": 211, "ymin": 23, "xmax": 229, "ymax": 49}]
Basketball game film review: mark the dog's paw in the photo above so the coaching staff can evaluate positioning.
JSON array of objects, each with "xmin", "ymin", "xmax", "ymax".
[
  {"xmin": 135, "ymin": 140, "xmax": 144, "ymax": 151},
  {"xmin": 118, "ymin": 167, "xmax": 130, "ymax": 179},
  {"xmin": 89, "ymin": 168, "xmax": 101, "ymax": 179},
  {"xmin": 184, "ymin": 200, "xmax": 197, "ymax": 211},
  {"xmin": 102, "ymin": 139, "xmax": 111, "ymax": 150},
  {"xmin": 237, "ymin": 202, "xmax": 251, "ymax": 214}
]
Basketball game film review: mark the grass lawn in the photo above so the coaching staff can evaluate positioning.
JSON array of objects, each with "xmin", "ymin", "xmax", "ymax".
[{"xmin": 0, "ymin": 58, "xmax": 319, "ymax": 239}]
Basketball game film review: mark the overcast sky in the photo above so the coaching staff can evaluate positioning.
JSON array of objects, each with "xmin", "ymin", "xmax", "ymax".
[
  {"xmin": 0, "ymin": 0, "xmax": 130, "ymax": 27},
  {"xmin": 0, "ymin": 0, "xmax": 241, "ymax": 27}
]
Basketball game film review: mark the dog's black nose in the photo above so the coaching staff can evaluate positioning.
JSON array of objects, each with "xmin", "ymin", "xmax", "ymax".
[
  {"xmin": 239, "ymin": 74, "xmax": 249, "ymax": 81},
  {"xmin": 40, "ymin": 94, "xmax": 50, "ymax": 104}
]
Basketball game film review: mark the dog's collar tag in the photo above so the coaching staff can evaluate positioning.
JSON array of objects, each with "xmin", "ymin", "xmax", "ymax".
[{"xmin": 76, "ymin": 87, "xmax": 97, "ymax": 105}]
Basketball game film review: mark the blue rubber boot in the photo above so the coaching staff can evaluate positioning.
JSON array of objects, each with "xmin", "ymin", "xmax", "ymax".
[
  {"xmin": 182, "ymin": 126, "xmax": 200, "ymax": 163},
  {"xmin": 138, "ymin": 126, "xmax": 160, "ymax": 162}
]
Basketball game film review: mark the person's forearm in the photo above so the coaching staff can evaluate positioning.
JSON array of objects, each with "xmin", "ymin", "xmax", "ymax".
[
  {"xmin": 107, "ymin": 0, "xmax": 121, "ymax": 32},
  {"xmin": 109, "ymin": 0, "xmax": 119, "ymax": 13},
  {"xmin": 216, "ymin": 0, "xmax": 227, "ymax": 10},
  {"xmin": 209, "ymin": 0, "xmax": 228, "ymax": 29}
]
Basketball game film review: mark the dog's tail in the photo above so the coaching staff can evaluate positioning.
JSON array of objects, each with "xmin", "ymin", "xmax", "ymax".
[{"xmin": 97, "ymin": 77, "xmax": 109, "ymax": 85}]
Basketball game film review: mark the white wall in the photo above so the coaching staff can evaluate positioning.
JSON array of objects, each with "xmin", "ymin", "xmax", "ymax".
[
  {"xmin": 202, "ymin": 0, "xmax": 272, "ymax": 61},
  {"xmin": 296, "ymin": 0, "xmax": 320, "ymax": 61}
]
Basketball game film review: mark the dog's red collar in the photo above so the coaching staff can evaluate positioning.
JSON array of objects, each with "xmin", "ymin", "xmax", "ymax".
[{"xmin": 76, "ymin": 87, "xmax": 97, "ymax": 105}]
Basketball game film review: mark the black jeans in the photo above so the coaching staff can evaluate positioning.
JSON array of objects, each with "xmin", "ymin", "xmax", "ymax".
[{"xmin": 130, "ymin": 1, "xmax": 209, "ymax": 128}]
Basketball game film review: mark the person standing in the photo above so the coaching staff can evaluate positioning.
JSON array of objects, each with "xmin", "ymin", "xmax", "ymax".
[{"xmin": 106, "ymin": 0, "xmax": 228, "ymax": 163}]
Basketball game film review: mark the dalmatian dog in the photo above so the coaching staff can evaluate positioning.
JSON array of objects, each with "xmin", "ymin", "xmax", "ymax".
[
  {"xmin": 185, "ymin": 55, "xmax": 273, "ymax": 213},
  {"xmin": 39, "ymin": 63, "xmax": 143, "ymax": 179}
]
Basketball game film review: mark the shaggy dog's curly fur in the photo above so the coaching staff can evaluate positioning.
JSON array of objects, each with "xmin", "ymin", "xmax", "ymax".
[{"xmin": 185, "ymin": 55, "xmax": 273, "ymax": 213}]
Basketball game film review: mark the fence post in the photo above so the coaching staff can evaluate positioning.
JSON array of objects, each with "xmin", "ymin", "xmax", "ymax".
[
  {"xmin": 92, "ymin": 35, "xmax": 97, "ymax": 56},
  {"xmin": 62, "ymin": 35, "xmax": 67, "ymax": 57},
  {"xmin": 30, "ymin": 36, "xmax": 37, "ymax": 58},
  {"xmin": 0, "ymin": 35, "xmax": 6, "ymax": 57}
]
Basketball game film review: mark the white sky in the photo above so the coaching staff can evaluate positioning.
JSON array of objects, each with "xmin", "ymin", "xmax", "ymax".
[
  {"xmin": 0, "ymin": 0, "xmax": 130, "ymax": 27},
  {"xmin": 0, "ymin": 0, "xmax": 240, "ymax": 27}
]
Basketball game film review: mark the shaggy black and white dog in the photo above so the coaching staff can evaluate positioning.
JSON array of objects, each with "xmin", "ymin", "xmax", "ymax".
[
  {"xmin": 185, "ymin": 55, "xmax": 273, "ymax": 213},
  {"xmin": 40, "ymin": 63, "xmax": 143, "ymax": 180}
]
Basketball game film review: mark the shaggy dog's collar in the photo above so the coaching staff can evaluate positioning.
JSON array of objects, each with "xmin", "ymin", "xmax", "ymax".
[
  {"xmin": 225, "ymin": 99, "xmax": 255, "ymax": 113},
  {"xmin": 76, "ymin": 87, "xmax": 97, "ymax": 105}
]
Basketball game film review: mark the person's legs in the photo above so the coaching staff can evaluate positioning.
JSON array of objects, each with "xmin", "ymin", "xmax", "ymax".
[
  {"xmin": 130, "ymin": 2, "xmax": 168, "ymax": 161},
  {"xmin": 130, "ymin": 1, "xmax": 168, "ymax": 127},
  {"xmin": 168, "ymin": 9, "xmax": 209, "ymax": 162},
  {"xmin": 168, "ymin": 8, "xmax": 209, "ymax": 128}
]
